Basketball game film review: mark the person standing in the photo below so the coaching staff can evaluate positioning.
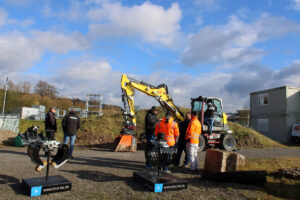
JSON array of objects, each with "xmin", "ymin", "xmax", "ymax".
[
  {"xmin": 204, "ymin": 101, "xmax": 216, "ymax": 135},
  {"xmin": 45, "ymin": 107, "xmax": 57, "ymax": 140},
  {"xmin": 144, "ymin": 106, "xmax": 159, "ymax": 169},
  {"xmin": 155, "ymin": 112, "xmax": 179, "ymax": 173},
  {"xmin": 186, "ymin": 111, "xmax": 202, "ymax": 172},
  {"xmin": 62, "ymin": 109, "xmax": 80, "ymax": 159},
  {"xmin": 175, "ymin": 112, "xmax": 191, "ymax": 168}
]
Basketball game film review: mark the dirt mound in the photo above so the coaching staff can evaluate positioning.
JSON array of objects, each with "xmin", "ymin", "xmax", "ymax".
[
  {"xmin": 0, "ymin": 130, "xmax": 16, "ymax": 145},
  {"xmin": 229, "ymin": 122, "xmax": 284, "ymax": 149},
  {"xmin": 76, "ymin": 132, "xmax": 113, "ymax": 146}
]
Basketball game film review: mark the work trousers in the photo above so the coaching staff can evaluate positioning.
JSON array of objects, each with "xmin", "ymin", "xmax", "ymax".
[
  {"xmin": 204, "ymin": 117, "xmax": 214, "ymax": 135},
  {"xmin": 186, "ymin": 143, "xmax": 198, "ymax": 170},
  {"xmin": 64, "ymin": 134, "xmax": 76, "ymax": 157},
  {"xmin": 145, "ymin": 134, "xmax": 155, "ymax": 169},
  {"xmin": 175, "ymin": 141, "xmax": 189, "ymax": 166}
]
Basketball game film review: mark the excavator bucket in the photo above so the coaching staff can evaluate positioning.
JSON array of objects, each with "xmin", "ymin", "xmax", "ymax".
[
  {"xmin": 28, "ymin": 142, "xmax": 43, "ymax": 166},
  {"xmin": 27, "ymin": 142, "xmax": 69, "ymax": 172},
  {"xmin": 51, "ymin": 144, "xmax": 70, "ymax": 169},
  {"xmin": 113, "ymin": 135, "xmax": 137, "ymax": 152}
]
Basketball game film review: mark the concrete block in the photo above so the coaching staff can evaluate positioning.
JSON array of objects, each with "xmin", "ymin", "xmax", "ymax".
[{"xmin": 204, "ymin": 149, "xmax": 246, "ymax": 174}]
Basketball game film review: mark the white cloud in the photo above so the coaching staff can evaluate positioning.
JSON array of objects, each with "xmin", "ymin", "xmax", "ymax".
[
  {"xmin": 54, "ymin": 59, "xmax": 122, "ymax": 105},
  {"xmin": 289, "ymin": 0, "xmax": 300, "ymax": 10},
  {"xmin": 0, "ymin": 8, "xmax": 17, "ymax": 26},
  {"xmin": 9, "ymin": 58, "xmax": 300, "ymax": 112},
  {"xmin": 194, "ymin": 0, "xmax": 220, "ymax": 11},
  {"xmin": 0, "ymin": 31, "xmax": 88, "ymax": 74},
  {"xmin": 42, "ymin": 2, "xmax": 85, "ymax": 21},
  {"xmin": 182, "ymin": 14, "xmax": 300, "ymax": 67},
  {"xmin": 0, "ymin": 7, "xmax": 33, "ymax": 28},
  {"xmin": 31, "ymin": 31, "xmax": 88, "ymax": 54},
  {"xmin": 0, "ymin": 8, "xmax": 8, "ymax": 26},
  {"xmin": 20, "ymin": 19, "xmax": 34, "ymax": 28},
  {"xmin": 87, "ymin": 2, "xmax": 182, "ymax": 47}
]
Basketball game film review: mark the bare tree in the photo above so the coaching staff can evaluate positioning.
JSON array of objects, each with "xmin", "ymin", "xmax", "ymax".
[
  {"xmin": 17, "ymin": 81, "xmax": 32, "ymax": 94},
  {"xmin": 34, "ymin": 80, "xmax": 59, "ymax": 98},
  {"xmin": 7, "ymin": 80, "xmax": 18, "ymax": 91}
]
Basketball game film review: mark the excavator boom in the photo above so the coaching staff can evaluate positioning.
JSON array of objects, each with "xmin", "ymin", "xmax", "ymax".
[{"xmin": 121, "ymin": 74, "xmax": 184, "ymax": 123}]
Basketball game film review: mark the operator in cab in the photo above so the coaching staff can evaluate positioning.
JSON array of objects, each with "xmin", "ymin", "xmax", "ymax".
[
  {"xmin": 204, "ymin": 101, "xmax": 216, "ymax": 135},
  {"xmin": 155, "ymin": 112, "xmax": 179, "ymax": 173}
]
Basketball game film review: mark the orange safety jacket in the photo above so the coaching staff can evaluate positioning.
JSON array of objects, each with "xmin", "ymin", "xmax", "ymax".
[
  {"xmin": 185, "ymin": 116, "xmax": 202, "ymax": 144},
  {"xmin": 155, "ymin": 116, "xmax": 179, "ymax": 146}
]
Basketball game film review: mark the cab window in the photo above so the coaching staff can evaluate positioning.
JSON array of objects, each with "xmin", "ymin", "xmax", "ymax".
[{"xmin": 213, "ymin": 99, "xmax": 222, "ymax": 116}]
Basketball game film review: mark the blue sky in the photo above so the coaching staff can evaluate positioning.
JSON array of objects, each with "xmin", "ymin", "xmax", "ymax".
[{"xmin": 0, "ymin": 0, "xmax": 300, "ymax": 112}]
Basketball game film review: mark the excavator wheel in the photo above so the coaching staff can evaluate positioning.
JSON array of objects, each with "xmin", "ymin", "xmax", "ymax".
[
  {"xmin": 113, "ymin": 135, "xmax": 137, "ymax": 152},
  {"xmin": 198, "ymin": 135, "xmax": 206, "ymax": 152},
  {"xmin": 220, "ymin": 133, "xmax": 236, "ymax": 151}
]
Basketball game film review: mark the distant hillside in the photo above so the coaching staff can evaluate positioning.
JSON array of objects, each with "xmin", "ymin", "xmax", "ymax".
[{"xmin": 0, "ymin": 88, "xmax": 85, "ymax": 113}]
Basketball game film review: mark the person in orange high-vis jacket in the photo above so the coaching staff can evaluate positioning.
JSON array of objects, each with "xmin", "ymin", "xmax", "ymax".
[
  {"xmin": 155, "ymin": 112, "xmax": 179, "ymax": 173},
  {"xmin": 155, "ymin": 113, "xmax": 179, "ymax": 147},
  {"xmin": 185, "ymin": 111, "xmax": 202, "ymax": 171}
]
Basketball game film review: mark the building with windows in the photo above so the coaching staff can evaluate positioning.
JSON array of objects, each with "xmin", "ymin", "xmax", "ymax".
[{"xmin": 250, "ymin": 86, "xmax": 300, "ymax": 143}]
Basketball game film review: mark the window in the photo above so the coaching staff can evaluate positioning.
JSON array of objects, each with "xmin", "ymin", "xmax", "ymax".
[
  {"xmin": 213, "ymin": 99, "xmax": 222, "ymax": 116},
  {"xmin": 258, "ymin": 93, "xmax": 269, "ymax": 105},
  {"xmin": 192, "ymin": 101, "xmax": 203, "ymax": 113},
  {"xmin": 257, "ymin": 118, "xmax": 269, "ymax": 131}
]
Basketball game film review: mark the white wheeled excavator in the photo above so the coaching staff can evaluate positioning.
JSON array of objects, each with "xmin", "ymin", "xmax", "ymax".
[{"xmin": 113, "ymin": 74, "xmax": 236, "ymax": 152}]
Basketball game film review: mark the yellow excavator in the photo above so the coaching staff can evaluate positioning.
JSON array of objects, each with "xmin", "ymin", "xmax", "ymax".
[
  {"xmin": 113, "ymin": 74, "xmax": 184, "ymax": 152},
  {"xmin": 113, "ymin": 74, "xmax": 236, "ymax": 152}
]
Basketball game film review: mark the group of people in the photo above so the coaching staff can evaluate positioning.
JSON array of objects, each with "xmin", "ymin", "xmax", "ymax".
[
  {"xmin": 144, "ymin": 106, "xmax": 203, "ymax": 173},
  {"xmin": 45, "ymin": 107, "xmax": 81, "ymax": 159},
  {"xmin": 44, "ymin": 103, "xmax": 215, "ymax": 166}
]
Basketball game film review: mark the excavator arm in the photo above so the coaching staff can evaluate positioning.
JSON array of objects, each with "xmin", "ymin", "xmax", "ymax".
[
  {"xmin": 114, "ymin": 74, "xmax": 184, "ymax": 152},
  {"xmin": 121, "ymin": 74, "xmax": 184, "ymax": 126}
]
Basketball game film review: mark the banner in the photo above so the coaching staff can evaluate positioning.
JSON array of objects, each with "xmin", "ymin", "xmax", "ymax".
[{"xmin": 0, "ymin": 115, "xmax": 20, "ymax": 133}]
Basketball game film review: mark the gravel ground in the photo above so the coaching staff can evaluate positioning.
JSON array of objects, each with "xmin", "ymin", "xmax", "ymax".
[{"xmin": 0, "ymin": 145, "xmax": 300, "ymax": 200}]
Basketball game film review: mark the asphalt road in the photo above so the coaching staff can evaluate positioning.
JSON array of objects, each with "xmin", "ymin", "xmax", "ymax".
[{"xmin": 0, "ymin": 145, "xmax": 299, "ymax": 200}]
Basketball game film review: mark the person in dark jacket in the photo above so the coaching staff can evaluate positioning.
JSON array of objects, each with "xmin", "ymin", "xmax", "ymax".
[
  {"xmin": 45, "ymin": 107, "xmax": 57, "ymax": 140},
  {"xmin": 144, "ymin": 106, "xmax": 159, "ymax": 169},
  {"xmin": 174, "ymin": 112, "xmax": 191, "ymax": 167},
  {"xmin": 204, "ymin": 101, "xmax": 216, "ymax": 135},
  {"xmin": 62, "ymin": 109, "xmax": 80, "ymax": 159}
]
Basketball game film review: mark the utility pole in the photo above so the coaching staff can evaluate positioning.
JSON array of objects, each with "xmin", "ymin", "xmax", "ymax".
[{"xmin": 2, "ymin": 77, "xmax": 8, "ymax": 115}]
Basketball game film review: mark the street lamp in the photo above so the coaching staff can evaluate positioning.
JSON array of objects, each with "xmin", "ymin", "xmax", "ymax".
[{"xmin": 2, "ymin": 77, "xmax": 8, "ymax": 115}]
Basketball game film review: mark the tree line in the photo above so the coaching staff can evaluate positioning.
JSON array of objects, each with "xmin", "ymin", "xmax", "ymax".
[{"xmin": 0, "ymin": 80, "xmax": 85, "ymax": 114}]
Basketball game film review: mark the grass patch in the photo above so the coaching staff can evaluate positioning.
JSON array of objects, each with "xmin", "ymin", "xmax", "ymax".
[
  {"xmin": 229, "ymin": 122, "xmax": 285, "ymax": 149},
  {"xmin": 240, "ymin": 157, "xmax": 300, "ymax": 199}
]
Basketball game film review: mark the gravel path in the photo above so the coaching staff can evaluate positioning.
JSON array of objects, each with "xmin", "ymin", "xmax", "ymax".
[{"xmin": 0, "ymin": 145, "xmax": 299, "ymax": 200}]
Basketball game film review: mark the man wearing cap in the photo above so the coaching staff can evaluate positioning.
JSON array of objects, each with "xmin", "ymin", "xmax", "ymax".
[
  {"xmin": 45, "ymin": 107, "xmax": 57, "ymax": 140},
  {"xmin": 62, "ymin": 109, "xmax": 80, "ymax": 159},
  {"xmin": 144, "ymin": 106, "xmax": 159, "ymax": 169},
  {"xmin": 186, "ymin": 111, "xmax": 202, "ymax": 172}
]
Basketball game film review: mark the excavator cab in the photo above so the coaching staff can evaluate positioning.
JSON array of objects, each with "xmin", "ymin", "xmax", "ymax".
[
  {"xmin": 191, "ymin": 96, "xmax": 236, "ymax": 151},
  {"xmin": 191, "ymin": 96, "xmax": 229, "ymax": 132}
]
